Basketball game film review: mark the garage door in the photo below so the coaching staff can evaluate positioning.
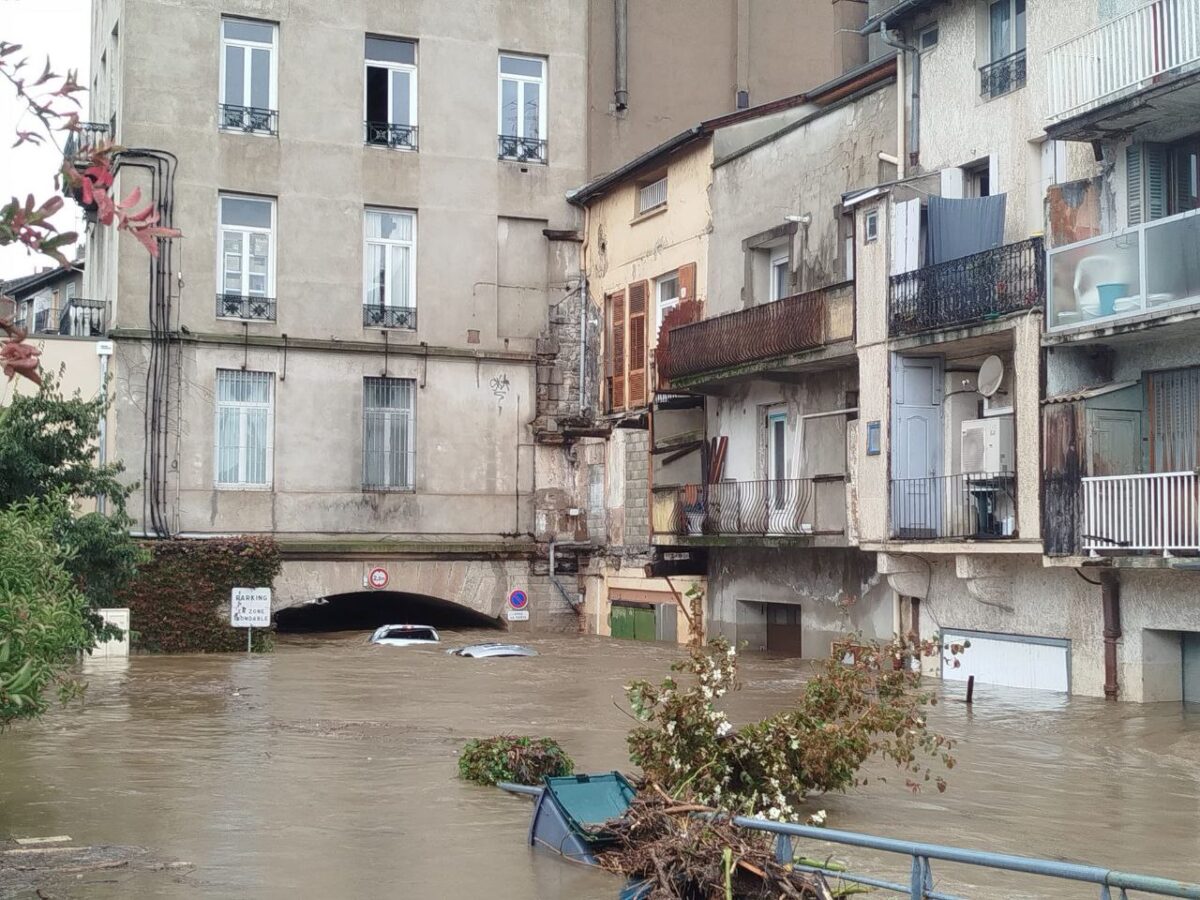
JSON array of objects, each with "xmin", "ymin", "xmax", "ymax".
[{"xmin": 942, "ymin": 630, "xmax": 1070, "ymax": 693}]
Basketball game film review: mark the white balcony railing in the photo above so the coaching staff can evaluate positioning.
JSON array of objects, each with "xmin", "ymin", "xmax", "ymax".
[
  {"xmin": 1047, "ymin": 0, "xmax": 1200, "ymax": 122},
  {"xmin": 1082, "ymin": 471, "xmax": 1199, "ymax": 555},
  {"xmin": 1047, "ymin": 206, "xmax": 1200, "ymax": 331}
]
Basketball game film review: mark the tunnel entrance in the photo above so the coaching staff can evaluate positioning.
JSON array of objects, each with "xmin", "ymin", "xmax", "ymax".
[{"xmin": 274, "ymin": 591, "xmax": 502, "ymax": 634}]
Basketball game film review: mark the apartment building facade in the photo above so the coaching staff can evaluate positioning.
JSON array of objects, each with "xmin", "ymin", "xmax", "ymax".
[{"xmin": 82, "ymin": 0, "xmax": 591, "ymax": 627}]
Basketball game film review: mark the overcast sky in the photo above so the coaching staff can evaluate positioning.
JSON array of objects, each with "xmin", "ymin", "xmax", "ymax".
[{"xmin": 1, "ymin": 0, "xmax": 91, "ymax": 279}]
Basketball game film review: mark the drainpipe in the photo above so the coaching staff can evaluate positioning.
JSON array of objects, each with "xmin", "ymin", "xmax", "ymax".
[
  {"xmin": 1100, "ymin": 570, "xmax": 1121, "ymax": 700},
  {"xmin": 614, "ymin": 0, "xmax": 628, "ymax": 111},
  {"xmin": 96, "ymin": 348, "xmax": 109, "ymax": 515},
  {"xmin": 880, "ymin": 24, "xmax": 919, "ymax": 172},
  {"xmin": 578, "ymin": 272, "xmax": 588, "ymax": 416}
]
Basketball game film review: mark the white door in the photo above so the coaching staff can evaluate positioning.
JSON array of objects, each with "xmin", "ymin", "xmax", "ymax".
[
  {"xmin": 891, "ymin": 356, "xmax": 943, "ymax": 537},
  {"xmin": 766, "ymin": 411, "xmax": 791, "ymax": 532},
  {"xmin": 95, "ymin": 608, "xmax": 131, "ymax": 658},
  {"xmin": 943, "ymin": 630, "xmax": 1070, "ymax": 693}
]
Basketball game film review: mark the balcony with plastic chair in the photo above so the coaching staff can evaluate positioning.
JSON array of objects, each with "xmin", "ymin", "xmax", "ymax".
[{"xmin": 1047, "ymin": 207, "xmax": 1200, "ymax": 336}]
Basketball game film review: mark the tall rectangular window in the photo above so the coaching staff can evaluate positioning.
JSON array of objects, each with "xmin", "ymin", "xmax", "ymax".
[
  {"xmin": 363, "ymin": 377, "xmax": 415, "ymax": 490},
  {"xmin": 770, "ymin": 252, "xmax": 789, "ymax": 301},
  {"xmin": 219, "ymin": 18, "xmax": 277, "ymax": 133},
  {"xmin": 215, "ymin": 369, "xmax": 274, "ymax": 487},
  {"xmin": 654, "ymin": 271, "xmax": 679, "ymax": 336},
  {"xmin": 365, "ymin": 36, "xmax": 417, "ymax": 149},
  {"xmin": 981, "ymin": 0, "xmax": 1026, "ymax": 98},
  {"xmin": 363, "ymin": 209, "xmax": 416, "ymax": 329},
  {"xmin": 498, "ymin": 53, "xmax": 547, "ymax": 163},
  {"xmin": 217, "ymin": 194, "xmax": 276, "ymax": 321}
]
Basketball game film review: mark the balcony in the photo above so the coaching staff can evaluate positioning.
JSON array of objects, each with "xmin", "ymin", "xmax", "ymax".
[
  {"xmin": 1047, "ymin": 0, "xmax": 1200, "ymax": 126},
  {"xmin": 63, "ymin": 122, "xmax": 109, "ymax": 164},
  {"xmin": 28, "ymin": 298, "xmax": 108, "ymax": 337},
  {"xmin": 365, "ymin": 122, "xmax": 418, "ymax": 151},
  {"xmin": 218, "ymin": 104, "xmax": 278, "ymax": 135},
  {"xmin": 1047, "ymin": 208, "xmax": 1200, "ymax": 333},
  {"xmin": 889, "ymin": 238, "xmax": 1043, "ymax": 337},
  {"xmin": 659, "ymin": 282, "xmax": 853, "ymax": 388},
  {"xmin": 890, "ymin": 472, "xmax": 1017, "ymax": 540},
  {"xmin": 498, "ymin": 134, "xmax": 547, "ymax": 164},
  {"xmin": 651, "ymin": 476, "xmax": 846, "ymax": 541},
  {"xmin": 1083, "ymin": 471, "xmax": 1199, "ymax": 556},
  {"xmin": 980, "ymin": 50, "xmax": 1026, "ymax": 100},
  {"xmin": 216, "ymin": 294, "xmax": 276, "ymax": 322},
  {"xmin": 362, "ymin": 304, "xmax": 416, "ymax": 330}
]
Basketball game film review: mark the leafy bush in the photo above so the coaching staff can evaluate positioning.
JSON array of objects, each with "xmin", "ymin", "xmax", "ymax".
[
  {"xmin": 458, "ymin": 736, "xmax": 575, "ymax": 786},
  {"xmin": 0, "ymin": 496, "xmax": 94, "ymax": 727},
  {"xmin": 117, "ymin": 537, "xmax": 281, "ymax": 653},
  {"xmin": 625, "ymin": 636, "xmax": 958, "ymax": 821}
]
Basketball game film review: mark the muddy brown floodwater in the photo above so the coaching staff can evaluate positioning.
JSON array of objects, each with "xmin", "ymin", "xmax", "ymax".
[{"xmin": 2, "ymin": 632, "xmax": 1200, "ymax": 899}]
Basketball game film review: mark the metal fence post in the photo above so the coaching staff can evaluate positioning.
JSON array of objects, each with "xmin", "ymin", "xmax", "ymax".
[{"xmin": 911, "ymin": 855, "xmax": 933, "ymax": 899}]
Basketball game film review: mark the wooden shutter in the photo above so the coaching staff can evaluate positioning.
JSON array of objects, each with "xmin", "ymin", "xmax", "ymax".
[
  {"xmin": 627, "ymin": 280, "xmax": 649, "ymax": 407},
  {"xmin": 1148, "ymin": 367, "xmax": 1200, "ymax": 471},
  {"xmin": 1127, "ymin": 143, "xmax": 1167, "ymax": 225},
  {"xmin": 611, "ymin": 290, "xmax": 626, "ymax": 411},
  {"xmin": 677, "ymin": 262, "xmax": 696, "ymax": 304}
]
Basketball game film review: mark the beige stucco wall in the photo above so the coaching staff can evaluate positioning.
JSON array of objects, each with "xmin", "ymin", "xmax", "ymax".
[
  {"xmin": 586, "ymin": 0, "xmax": 867, "ymax": 179},
  {"xmin": 900, "ymin": 0, "xmax": 1096, "ymax": 239},
  {"xmin": 583, "ymin": 564, "xmax": 701, "ymax": 646},
  {"xmin": 708, "ymin": 82, "xmax": 897, "ymax": 315}
]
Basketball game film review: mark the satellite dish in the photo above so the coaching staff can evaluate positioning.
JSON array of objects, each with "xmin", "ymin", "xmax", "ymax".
[{"xmin": 978, "ymin": 355, "xmax": 1005, "ymax": 398}]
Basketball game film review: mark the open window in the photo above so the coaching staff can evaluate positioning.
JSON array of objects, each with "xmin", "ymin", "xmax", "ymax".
[{"xmin": 365, "ymin": 36, "xmax": 417, "ymax": 150}]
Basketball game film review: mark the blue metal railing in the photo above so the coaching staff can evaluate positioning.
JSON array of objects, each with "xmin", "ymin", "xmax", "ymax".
[
  {"xmin": 738, "ymin": 817, "xmax": 1200, "ymax": 900},
  {"xmin": 499, "ymin": 783, "xmax": 1200, "ymax": 898}
]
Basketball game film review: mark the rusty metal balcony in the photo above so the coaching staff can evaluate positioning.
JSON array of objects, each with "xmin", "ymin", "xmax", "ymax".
[
  {"xmin": 658, "ymin": 282, "xmax": 853, "ymax": 387},
  {"xmin": 652, "ymin": 476, "xmax": 847, "ymax": 541}
]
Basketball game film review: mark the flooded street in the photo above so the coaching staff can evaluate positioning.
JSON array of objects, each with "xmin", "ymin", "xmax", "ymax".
[{"xmin": 2, "ymin": 633, "xmax": 1200, "ymax": 898}]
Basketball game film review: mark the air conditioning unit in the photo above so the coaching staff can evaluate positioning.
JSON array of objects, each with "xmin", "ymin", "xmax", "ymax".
[{"xmin": 961, "ymin": 416, "xmax": 1014, "ymax": 473}]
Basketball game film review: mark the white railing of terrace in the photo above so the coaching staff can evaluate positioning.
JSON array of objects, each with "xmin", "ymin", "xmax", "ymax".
[
  {"xmin": 1047, "ymin": 0, "xmax": 1200, "ymax": 121},
  {"xmin": 1083, "ymin": 471, "xmax": 1199, "ymax": 556}
]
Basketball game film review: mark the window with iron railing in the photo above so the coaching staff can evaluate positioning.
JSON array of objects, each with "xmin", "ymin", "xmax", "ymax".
[
  {"xmin": 637, "ymin": 176, "xmax": 667, "ymax": 215},
  {"xmin": 365, "ymin": 36, "xmax": 417, "ymax": 151},
  {"xmin": 215, "ymin": 369, "xmax": 274, "ymax": 488},
  {"xmin": 218, "ymin": 193, "xmax": 276, "ymax": 321},
  {"xmin": 219, "ymin": 17, "xmax": 278, "ymax": 134},
  {"xmin": 363, "ymin": 208, "xmax": 415, "ymax": 329},
  {"xmin": 498, "ymin": 53, "xmax": 547, "ymax": 163}
]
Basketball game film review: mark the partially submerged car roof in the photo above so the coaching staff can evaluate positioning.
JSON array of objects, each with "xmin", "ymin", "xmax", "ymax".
[
  {"xmin": 449, "ymin": 643, "xmax": 537, "ymax": 658},
  {"xmin": 370, "ymin": 624, "xmax": 440, "ymax": 642}
]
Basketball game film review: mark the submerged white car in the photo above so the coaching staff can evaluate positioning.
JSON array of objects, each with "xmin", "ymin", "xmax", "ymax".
[
  {"xmin": 447, "ymin": 643, "xmax": 538, "ymax": 658},
  {"xmin": 369, "ymin": 624, "xmax": 440, "ymax": 647}
]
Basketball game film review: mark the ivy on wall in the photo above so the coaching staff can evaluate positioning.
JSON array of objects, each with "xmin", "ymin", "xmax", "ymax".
[{"xmin": 117, "ymin": 537, "xmax": 282, "ymax": 653}]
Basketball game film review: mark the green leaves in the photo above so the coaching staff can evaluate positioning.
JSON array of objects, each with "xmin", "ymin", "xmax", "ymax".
[{"xmin": 458, "ymin": 736, "xmax": 574, "ymax": 786}]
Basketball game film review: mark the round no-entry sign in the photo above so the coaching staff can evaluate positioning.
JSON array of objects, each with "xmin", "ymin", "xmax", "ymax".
[
  {"xmin": 507, "ymin": 589, "xmax": 528, "ymax": 610},
  {"xmin": 368, "ymin": 567, "xmax": 389, "ymax": 590}
]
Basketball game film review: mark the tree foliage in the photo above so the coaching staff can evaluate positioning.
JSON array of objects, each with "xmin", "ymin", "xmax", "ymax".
[
  {"xmin": 458, "ymin": 736, "xmax": 575, "ymax": 786},
  {"xmin": 625, "ymin": 636, "xmax": 960, "ymax": 822},
  {"xmin": 0, "ymin": 495, "xmax": 93, "ymax": 726}
]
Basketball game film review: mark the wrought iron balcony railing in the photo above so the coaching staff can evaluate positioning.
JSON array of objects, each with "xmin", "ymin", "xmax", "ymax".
[
  {"xmin": 890, "ymin": 471, "xmax": 1017, "ymax": 540},
  {"xmin": 216, "ymin": 294, "xmax": 276, "ymax": 321},
  {"xmin": 652, "ymin": 477, "xmax": 845, "ymax": 538},
  {"xmin": 63, "ymin": 122, "xmax": 109, "ymax": 163},
  {"xmin": 980, "ymin": 49, "xmax": 1026, "ymax": 99},
  {"xmin": 660, "ymin": 283, "xmax": 851, "ymax": 383},
  {"xmin": 498, "ymin": 134, "xmax": 547, "ymax": 164},
  {"xmin": 365, "ymin": 121, "xmax": 418, "ymax": 150},
  {"xmin": 219, "ymin": 104, "xmax": 278, "ymax": 135},
  {"xmin": 362, "ymin": 304, "xmax": 417, "ymax": 330},
  {"xmin": 888, "ymin": 237, "xmax": 1043, "ymax": 336}
]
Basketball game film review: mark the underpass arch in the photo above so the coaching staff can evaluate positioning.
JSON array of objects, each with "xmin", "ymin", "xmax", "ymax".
[{"xmin": 274, "ymin": 590, "xmax": 503, "ymax": 633}]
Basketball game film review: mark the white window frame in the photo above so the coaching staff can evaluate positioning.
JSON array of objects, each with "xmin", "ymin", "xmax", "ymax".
[
  {"xmin": 364, "ymin": 38, "xmax": 418, "ymax": 138},
  {"xmin": 363, "ymin": 207, "xmax": 417, "ymax": 311},
  {"xmin": 219, "ymin": 18, "xmax": 278, "ymax": 125},
  {"xmin": 217, "ymin": 193, "xmax": 277, "ymax": 308},
  {"xmin": 987, "ymin": 0, "xmax": 1026, "ymax": 62},
  {"xmin": 213, "ymin": 369, "xmax": 275, "ymax": 489},
  {"xmin": 654, "ymin": 270, "xmax": 680, "ymax": 335},
  {"xmin": 769, "ymin": 251, "xmax": 790, "ymax": 302},
  {"xmin": 919, "ymin": 24, "xmax": 939, "ymax": 52},
  {"xmin": 497, "ymin": 53, "xmax": 547, "ymax": 144},
  {"xmin": 362, "ymin": 376, "xmax": 416, "ymax": 491},
  {"xmin": 865, "ymin": 209, "xmax": 879, "ymax": 243},
  {"xmin": 638, "ymin": 176, "xmax": 668, "ymax": 215}
]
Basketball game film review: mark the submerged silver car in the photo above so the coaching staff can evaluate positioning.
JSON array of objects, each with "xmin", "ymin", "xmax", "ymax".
[
  {"xmin": 447, "ymin": 643, "xmax": 538, "ymax": 658},
  {"xmin": 369, "ymin": 624, "xmax": 440, "ymax": 647}
]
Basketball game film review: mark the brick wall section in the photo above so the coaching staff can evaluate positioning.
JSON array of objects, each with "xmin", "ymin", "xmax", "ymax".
[{"xmin": 623, "ymin": 430, "xmax": 650, "ymax": 548}]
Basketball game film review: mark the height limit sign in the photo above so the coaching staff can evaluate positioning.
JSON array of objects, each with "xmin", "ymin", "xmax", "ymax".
[{"xmin": 506, "ymin": 589, "xmax": 529, "ymax": 622}]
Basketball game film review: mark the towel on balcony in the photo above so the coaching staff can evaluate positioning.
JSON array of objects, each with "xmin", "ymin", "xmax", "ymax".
[{"xmin": 928, "ymin": 194, "xmax": 1007, "ymax": 264}]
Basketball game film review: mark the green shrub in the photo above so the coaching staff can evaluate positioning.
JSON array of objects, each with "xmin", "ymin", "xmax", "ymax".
[
  {"xmin": 458, "ymin": 736, "xmax": 575, "ymax": 786},
  {"xmin": 116, "ymin": 537, "xmax": 281, "ymax": 653}
]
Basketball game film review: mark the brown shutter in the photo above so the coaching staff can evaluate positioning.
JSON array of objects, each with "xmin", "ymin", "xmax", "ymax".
[
  {"xmin": 611, "ymin": 290, "xmax": 626, "ymax": 411},
  {"xmin": 677, "ymin": 262, "xmax": 697, "ymax": 305},
  {"xmin": 627, "ymin": 280, "xmax": 649, "ymax": 407}
]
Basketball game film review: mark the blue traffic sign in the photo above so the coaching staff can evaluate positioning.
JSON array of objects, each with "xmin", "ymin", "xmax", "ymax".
[{"xmin": 508, "ymin": 589, "xmax": 528, "ymax": 610}]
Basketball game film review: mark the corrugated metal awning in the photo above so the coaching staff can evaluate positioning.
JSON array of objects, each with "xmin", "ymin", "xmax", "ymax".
[{"xmin": 1043, "ymin": 380, "xmax": 1139, "ymax": 405}]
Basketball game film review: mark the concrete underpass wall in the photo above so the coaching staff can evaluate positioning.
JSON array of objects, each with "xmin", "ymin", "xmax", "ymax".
[
  {"xmin": 274, "ymin": 558, "xmax": 580, "ymax": 632},
  {"xmin": 1115, "ymin": 570, "xmax": 1200, "ymax": 703},
  {"xmin": 706, "ymin": 547, "xmax": 890, "ymax": 656}
]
